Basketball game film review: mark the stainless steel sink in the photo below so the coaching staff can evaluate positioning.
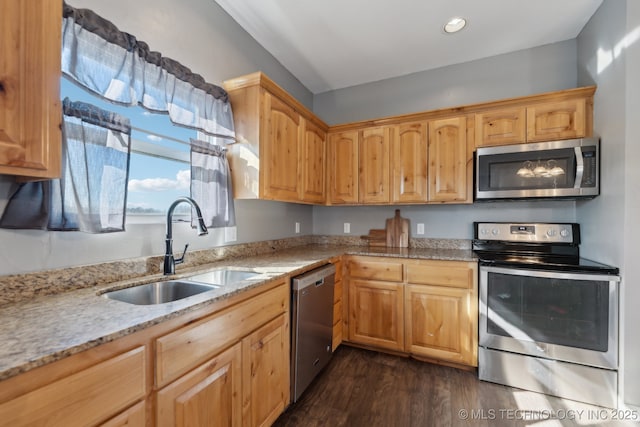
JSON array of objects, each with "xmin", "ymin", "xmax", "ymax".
[
  {"xmin": 186, "ymin": 269, "xmax": 260, "ymax": 286},
  {"xmin": 103, "ymin": 280, "xmax": 219, "ymax": 305}
]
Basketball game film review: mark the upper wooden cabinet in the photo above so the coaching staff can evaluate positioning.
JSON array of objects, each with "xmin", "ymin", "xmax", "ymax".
[
  {"xmin": 224, "ymin": 71, "xmax": 595, "ymax": 205},
  {"xmin": 391, "ymin": 121, "xmax": 428, "ymax": 203},
  {"xmin": 359, "ymin": 127, "xmax": 391, "ymax": 204},
  {"xmin": 301, "ymin": 119, "xmax": 327, "ymax": 203},
  {"xmin": 475, "ymin": 89, "xmax": 593, "ymax": 147},
  {"xmin": 223, "ymin": 72, "xmax": 329, "ymax": 204},
  {"xmin": 427, "ymin": 116, "xmax": 470, "ymax": 203},
  {"xmin": 328, "ymin": 131, "xmax": 359, "ymax": 204},
  {"xmin": 526, "ymin": 98, "xmax": 587, "ymax": 142},
  {"xmin": 0, "ymin": 0, "xmax": 62, "ymax": 178},
  {"xmin": 475, "ymin": 107, "xmax": 526, "ymax": 147}
]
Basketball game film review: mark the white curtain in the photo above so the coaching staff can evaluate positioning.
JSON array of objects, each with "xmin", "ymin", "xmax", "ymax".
[{"xmin": 190, "ymin": 139, "xmax": 236, "ymax": 228}]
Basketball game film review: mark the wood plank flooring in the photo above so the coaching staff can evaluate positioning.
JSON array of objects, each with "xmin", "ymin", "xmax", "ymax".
[{"xmin": 274, "ymin": 346, "xmax": 638, "ymax": 427}]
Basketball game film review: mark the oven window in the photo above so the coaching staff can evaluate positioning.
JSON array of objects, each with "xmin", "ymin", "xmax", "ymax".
[
  {"xmin": 486, "ymin": 272, "xmax": 609, "ymax": 352},
  {"xmin": 478, "ymin": 148, "xmax": 576, "ymax": 191}
]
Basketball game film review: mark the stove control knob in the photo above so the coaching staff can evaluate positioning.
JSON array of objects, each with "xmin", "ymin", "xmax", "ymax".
[
  {"xmin": 491, "ymin": 228, "xmax": 499, "ymax": 236},
  {"xmin": 560, "ymin": 228, "xmax": 569, "ymax": 238},
  {"xmin": 546, "ymin": 229, "xmax": 557, "ymax": 237}
]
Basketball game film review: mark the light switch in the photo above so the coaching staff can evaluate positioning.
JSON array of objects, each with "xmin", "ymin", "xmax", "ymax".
[
  {"xmin": 417, "ymin": 223, "xmax": 425, "ymax": 235},
  {"xmin": 343, "ymin": 223, "xmax": 351, "ymax": 234}
]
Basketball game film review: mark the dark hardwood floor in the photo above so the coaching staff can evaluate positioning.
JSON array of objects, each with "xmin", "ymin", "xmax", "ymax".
[{"xmin": 274, "ymin": 346, "xmax": 638, "ymax": 427}]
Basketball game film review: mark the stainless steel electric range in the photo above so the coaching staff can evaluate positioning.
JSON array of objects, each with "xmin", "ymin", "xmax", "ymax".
[{"xmin": 473, "ymin": 222, "xmax": 620, "ymax": 408}]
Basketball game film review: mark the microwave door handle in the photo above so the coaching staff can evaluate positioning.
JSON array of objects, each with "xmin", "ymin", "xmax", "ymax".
[{"xmin": 574, "ymin": 146, "xmax": 584, "ymax": 188}]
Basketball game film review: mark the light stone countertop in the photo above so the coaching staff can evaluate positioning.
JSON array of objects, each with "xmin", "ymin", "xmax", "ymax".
[{"xmin": 0, "ymin": 244, "xmax": 476, "ymax": 381}]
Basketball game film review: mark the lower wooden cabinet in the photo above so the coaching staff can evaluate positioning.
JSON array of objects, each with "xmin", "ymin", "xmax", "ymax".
[
  {"xmin": 0, "ymin": 347, "xmax": 146, "ymax": 427},
  {"xmin": 0, "ymin": 279, "xmax": 290, "ymax": 427},
  {"xmin": 157, "ymin": 343, "xmax": 242, "ymax": 427},
  {"xmin": 344, "ymin": 256, "xmax": 478, "ymax": 367},
  {"xmin": 405, "ymin": 284, "xmax": 476, "ymax": 365},
  {"xmin": 332, "ymin": 259, "xmax": 344, "ymax": 351},
  {"xmin": 348, "ymin": 279, "xmax": 404, "ymax": 352},
  {"xmin": 242, "ymin": 314, "xmax": 289, "ymax": 427}
]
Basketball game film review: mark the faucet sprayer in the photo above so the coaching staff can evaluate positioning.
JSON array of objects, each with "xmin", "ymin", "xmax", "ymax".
[{"xmin": 163, "ymin": 197, "xmax": 208, "ymax": 275}]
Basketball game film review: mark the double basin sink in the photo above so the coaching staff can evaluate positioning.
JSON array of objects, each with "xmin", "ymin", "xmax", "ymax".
[{"xmin": 103, "ymin": 269, "xmax": 261, "ymax": 305}]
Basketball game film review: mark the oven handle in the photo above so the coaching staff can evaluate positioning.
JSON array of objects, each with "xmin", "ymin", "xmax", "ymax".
[{"xmin": 479, "ymin": 265, "xmax": 620, "ymax": 282}]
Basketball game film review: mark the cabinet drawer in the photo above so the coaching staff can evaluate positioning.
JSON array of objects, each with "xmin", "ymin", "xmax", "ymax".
[
  {"xmin": 0, "ymin": 347, "xmax": 146, "ymax": 427},
  {"xmin": 348, "ymin": 258, "xmax": 403, "ymax": 282},
  {"xmin": 156, "ymin": 281, "xmax": 287, "ymax": 387},
  {"xmin": 406, "ymin": 260, "xmax": 473, "ymax": 289}
]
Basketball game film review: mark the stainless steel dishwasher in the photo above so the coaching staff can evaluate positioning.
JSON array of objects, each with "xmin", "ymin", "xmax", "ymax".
[{"xmin": 291, "ymin": 263, "xmax": 336, "ymax": 402}]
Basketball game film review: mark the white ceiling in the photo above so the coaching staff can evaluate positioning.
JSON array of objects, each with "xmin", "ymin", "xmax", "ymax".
[{"xmin": 214, "ymin": 0, "xmax": 603, "ymax": 94}]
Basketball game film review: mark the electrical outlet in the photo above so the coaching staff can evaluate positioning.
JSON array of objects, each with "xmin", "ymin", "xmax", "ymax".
[
  {"xmin": 295, "ymin": 222, "xmax": 300, "ymax": 234},
  {"xmin": 343, "ymin": 222, "xmax": 351, "ymax": 234},
  {"xmin": 225, "ymin": 226, "xmax": 237, "ymax": 242},
  {"xmin": 417, "ymin": 223, "xmax": 425, "ymax": 235}
]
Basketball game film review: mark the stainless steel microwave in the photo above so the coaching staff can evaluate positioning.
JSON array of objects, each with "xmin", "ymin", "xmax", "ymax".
[{"xmin": 475, "ymin": 137, "xmax": 599, "ymax": 200}]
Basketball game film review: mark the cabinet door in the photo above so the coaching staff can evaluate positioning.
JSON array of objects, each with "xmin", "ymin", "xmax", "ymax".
[
  {"xmin": 242, "ymin": 314, "xmax": 289, "ymax": 427},
  {"xmin": 405, "ymin": 284, "xmax": 476, "ymax": 366},
  {"xmin": 261, "ymin": 93, "xmax": 301, "ymax": 201},
  {"xmin": 300, "ymin": 119, "xmax": 326, "ymax": 203},
  {"xmin": 0, "ymin": 0, "xmax": 62, "ymax": 178},
  {"xmin": 427, "ymin": 117, "xmax": 469, "ymax": 202},
  {"xmin": 157, "ymin": 343, "xmax": 242, "ymax": 427},
  {"xmin": 475, "ymin": 107, "xmax": 526, "ymax": 147},
  {"xmin": 527, "ymin": 99, "xmax": 586, "ymax": 142},
  {"xmin": 391, "ymin": 122, "xmax": 428, "ymax": 203},
  {"xmin": 328, "ymin": 131, "xmax": 359, "ymax": 204},
  {"xmin": 348, "ymin": 279, "xmax": 404, "ymax": 351},
  {"xmin": 359, "ymin": 127, "xmax": 390, "ymax": 204}
]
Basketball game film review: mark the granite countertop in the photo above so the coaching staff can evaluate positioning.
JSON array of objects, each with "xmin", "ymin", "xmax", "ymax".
[{"xmin": 0, "ymin": 244, "xmax": 475, "ymax": 381}]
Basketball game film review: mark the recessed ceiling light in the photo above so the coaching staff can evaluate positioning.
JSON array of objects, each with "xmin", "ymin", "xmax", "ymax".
[{"xmin": 444, "ymin": 17, "xmax": 467, "ymax": 34}]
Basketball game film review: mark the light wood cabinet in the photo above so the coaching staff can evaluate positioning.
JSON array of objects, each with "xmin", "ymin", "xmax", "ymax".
[
  {"xmin": 427, "ymin": 116, "xmax": 470, "ymax": 203},
  {"xmin": 0, "ymin": 0, "xmax": 62, "ymax": 178},
  {"xmin": 391, "ymin": 121, "xmax": 428, "ymax": 203},
  {"xmin": 328, "ymin": 131, "xmax": 359, "ymax": 204},
  {"xmin": 156, "ymin": 343, "xmax": 242, "ymax": 427},
  {"xmin": 527, "ymin": 98, "xmax": 587, "ymax": 142},
  {"xmin": 262, "ymin": 93, "xmax": 301, "ymax": 201},
  {"xmin": 405, "ymin": 260, "xmax": 478, "ymax": 366},
  {"xmin": 332, "ymin": 259, "xmax": 344, "ymax": 351},
  {"xmin": 0, "ymin": 347, "xmax": 146, "ymax": 427},
  {"xmin": 344, "ymin": 256, "xmax": 478, "ymax": 368},
  {"xmin": 359, "ymin": 127, "xmax": 391, "ymax": 203},
  {"xmin": 301, "ymin": 119, "xmax": 327, "ymax": 203},
  {"xmin": 155, "ymin": 280, "xmax": 289, "ymax": 427},
  {"xmin": 241, "ymin": 314, "xmax": 289, "ymax": 427},
  {"xmin": 347, "ymin": 257, "xmax": 405, "ymax": 352},
  {"xmin": 0, "ymin": 278, "xmax": 290, "ymax": 427},
  {"xmin": 476, "ymin": 96, "xmax": 591, "ymax": 147},
  {"xmin": 224, "ymin": 72, "xmax": 329, "ymax": 204},
  {"xmin": 475, "ymin": 107, "xmax": 526, "ymax": 147},
  {"xmin": 349, "ymin": 278, "xmax": 405, "ymax": 352}
]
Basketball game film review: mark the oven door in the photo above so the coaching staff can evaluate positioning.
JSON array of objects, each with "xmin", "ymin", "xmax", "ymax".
[{"xmin": 479, "ymin": 265, "xmax": 619, "ymax": 369}]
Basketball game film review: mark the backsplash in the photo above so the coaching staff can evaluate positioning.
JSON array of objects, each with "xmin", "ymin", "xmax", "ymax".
[{"xmin": 0, "ymin": 235, "xmax": 470, "ymax": 306}]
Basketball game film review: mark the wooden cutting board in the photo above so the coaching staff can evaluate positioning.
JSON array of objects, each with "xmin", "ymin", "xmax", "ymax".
[{"xmin": 385, "ymin": 209, "xmax": 409, "ymax": 248}]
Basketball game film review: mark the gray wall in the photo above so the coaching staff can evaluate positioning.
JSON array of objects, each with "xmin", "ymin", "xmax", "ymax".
[
  {"xmin": 0, "ymin": 0, "xmax": 315, "ymax": 275},
  {"xmin": 313, "ymin": 40, "xmax": 578, "ymax": 125},
  {"xmin": 577, "ymin": 0, "xmax": 640, "ymax": 408}
]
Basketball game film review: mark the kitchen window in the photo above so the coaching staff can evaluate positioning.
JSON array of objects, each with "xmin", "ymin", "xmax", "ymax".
[{"xmin": 62, "ymin": 77, "xmax": 195, "ymax": 221}]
